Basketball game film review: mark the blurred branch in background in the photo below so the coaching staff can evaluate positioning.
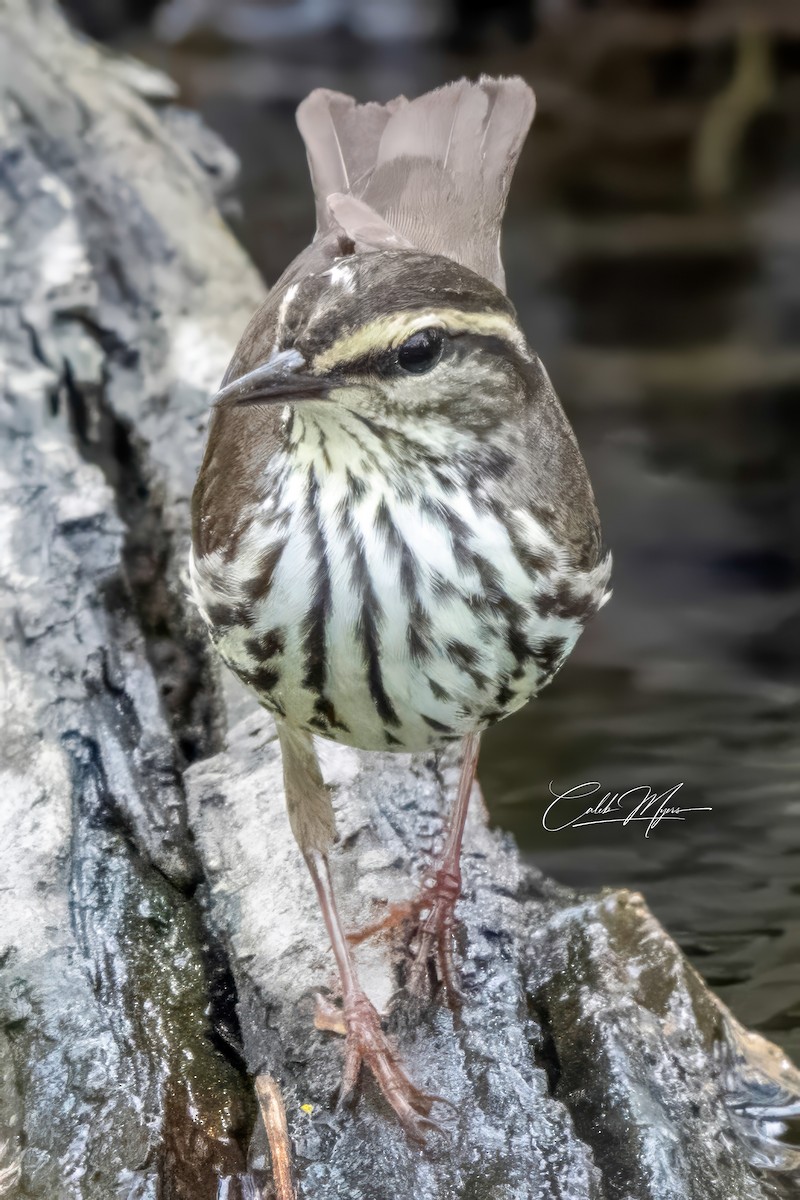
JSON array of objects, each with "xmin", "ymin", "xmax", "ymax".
[{"xmin": 692, "ymin": 25, "xmax": 775, "ymax": 202}]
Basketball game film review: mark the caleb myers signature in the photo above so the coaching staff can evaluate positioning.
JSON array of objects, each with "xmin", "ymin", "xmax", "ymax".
[{"xmin": 543, "ymin": 782, "xmax": 712, "ymax": 839}]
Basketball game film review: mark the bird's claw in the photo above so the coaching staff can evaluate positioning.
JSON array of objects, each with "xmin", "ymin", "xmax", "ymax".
[
  {"xmin": 346, "ymin": 900, "xmax": 417, "ymax": 946},
  {"xmin": 314, "ymin": 992, "xmax": 347, "ymax": 1035},
  {"xmin": 319, "ymin": 990, "xmax": 447, "ymax": 1142}
]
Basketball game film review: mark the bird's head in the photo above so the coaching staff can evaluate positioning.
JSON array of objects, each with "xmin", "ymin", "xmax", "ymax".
[{"xmin": 211, "ymin": 249, "xmax": 536, "ymax": 431}]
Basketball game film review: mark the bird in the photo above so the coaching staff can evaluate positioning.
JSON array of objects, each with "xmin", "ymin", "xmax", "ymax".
[{"xmin": 189, "ymin": 75, "xmax": 611, "ymax": 1141}]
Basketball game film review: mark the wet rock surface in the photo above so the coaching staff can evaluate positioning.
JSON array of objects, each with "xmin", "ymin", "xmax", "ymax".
[{"xmin": 1, "ymin": 1, "xmax": 799, "ymax": 1197}]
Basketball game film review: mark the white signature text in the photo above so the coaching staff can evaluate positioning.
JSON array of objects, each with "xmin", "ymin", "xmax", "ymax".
[{"xmin": 543, "ymin": 781, "xmax": 711, "ymax": 838}]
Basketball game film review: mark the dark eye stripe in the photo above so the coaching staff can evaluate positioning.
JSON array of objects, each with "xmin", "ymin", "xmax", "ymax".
[{"xmin": 326, "ymin": 328, "xmax": 519, "ymax": 378}]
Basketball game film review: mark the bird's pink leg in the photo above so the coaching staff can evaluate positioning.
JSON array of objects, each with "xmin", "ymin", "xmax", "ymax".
[
  {"xmin": 349, "ymin": 733, "xmax": 481, "ymax": 1006},
  {"xmin": 277, "ymin": 721, "xmax": 445, "ymax": 1139},
  {"xmin": 304, "ymin": 848, "xmax": 444, "ymax": 1141}
]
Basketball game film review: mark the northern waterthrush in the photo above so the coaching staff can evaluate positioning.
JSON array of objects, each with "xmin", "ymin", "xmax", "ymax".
[{"xmin": 190, "ymin": 76, "xmax": 610, "ymax": 1139}]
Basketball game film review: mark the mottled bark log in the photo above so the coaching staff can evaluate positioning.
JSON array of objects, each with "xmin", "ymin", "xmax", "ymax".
[{"xmin": 0, "ymin": 3, "xmax": 799, "ymax": 1199}]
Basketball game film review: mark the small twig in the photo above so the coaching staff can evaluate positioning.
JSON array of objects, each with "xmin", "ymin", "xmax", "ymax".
[{"xmin": 255, "ymin": 1074, "xmax": 297, "ymax": 1200}]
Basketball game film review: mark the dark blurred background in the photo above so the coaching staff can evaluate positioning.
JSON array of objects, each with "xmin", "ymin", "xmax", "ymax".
[{"xmin": 63, "ymin": 0, "xmax": 800, "ymax": 1060}]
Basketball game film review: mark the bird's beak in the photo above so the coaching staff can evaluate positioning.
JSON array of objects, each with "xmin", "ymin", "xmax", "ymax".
[{"xmin": 211, "ymin": 348, "xmax": 329, "ymax": 408}]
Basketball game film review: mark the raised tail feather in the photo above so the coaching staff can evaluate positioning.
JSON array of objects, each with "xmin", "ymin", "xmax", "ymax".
[{"xmin": 296, "ymin": 76, "xmax": 535, "ymax": 293}]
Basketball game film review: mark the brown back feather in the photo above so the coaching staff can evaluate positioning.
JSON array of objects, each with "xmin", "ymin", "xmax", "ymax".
[{"xmin": 295, "ymin": 76, "xmax": 535, "ymax": 293}]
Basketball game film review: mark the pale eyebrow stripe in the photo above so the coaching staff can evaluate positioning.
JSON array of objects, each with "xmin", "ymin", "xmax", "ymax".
[{"xmin": 310, "ymin": 307, "xmax": 529, "ymax": 373}]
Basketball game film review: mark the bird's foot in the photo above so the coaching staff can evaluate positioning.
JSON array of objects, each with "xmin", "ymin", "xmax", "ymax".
[
  {"xmin": 405, "ymin": 866, "xmax": 465, "ymax": 1006},
  {"xmin": 315, "ymin": 991, "xmax": 446, "ymax": 1142},
  {"xmin": 348, "ymin": 865, "xmax": 464, "ymax": 1007},
  {"xmin": 346, "ymin": 900, "xmax": 418, "ymax": 946}
]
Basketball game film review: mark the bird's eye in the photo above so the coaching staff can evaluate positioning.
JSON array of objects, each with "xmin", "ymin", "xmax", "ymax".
[{"xmin": 396, "ymin": 328, "xmax": 443, "ymax": 374}]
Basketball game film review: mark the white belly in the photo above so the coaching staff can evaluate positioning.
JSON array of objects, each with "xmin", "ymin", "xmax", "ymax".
[{"xmin": 190, "ymin": 430, "xmax": 607, "ymax": 752}]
